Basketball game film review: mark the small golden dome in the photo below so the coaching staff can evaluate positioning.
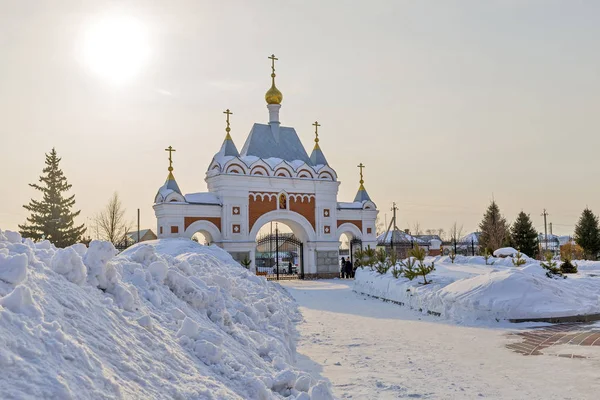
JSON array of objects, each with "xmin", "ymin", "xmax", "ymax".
[{"xmin": 265, "ymin": 81, "xmax": 283, "ymax": 104}]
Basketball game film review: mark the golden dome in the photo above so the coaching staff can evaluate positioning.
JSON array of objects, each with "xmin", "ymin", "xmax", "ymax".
[{"xmin": 265, "ymin": 76, "xmax": 283, "ymax": 104}]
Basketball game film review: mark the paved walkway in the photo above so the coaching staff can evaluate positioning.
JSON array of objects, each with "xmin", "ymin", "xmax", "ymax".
[
  {"xmin": 282, "ymin": 279, "xmax": 600, "ymax": 399},
  {"xmin": 507, "ymin": 323, "xmax": 600, "ymax": 358}
]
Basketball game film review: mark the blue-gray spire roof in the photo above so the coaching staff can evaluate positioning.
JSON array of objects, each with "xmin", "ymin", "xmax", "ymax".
[
  {"xmin": 164, "ymin": 172, "xmax": 182, "ymax": 194},
  {"xmin": 240, "ymin": 123, "xmax": 312, "ymax": 165},
  {"xmin": 353, "ymin": 186, "xmax": 371, "ymax": 202},
  {"xmin": 310, "ymin": 144, "xmax": 328, "ymax": 166},
  {"xmin": 219, "ymin": 137, "xmax": 240, "ymax": 157}
]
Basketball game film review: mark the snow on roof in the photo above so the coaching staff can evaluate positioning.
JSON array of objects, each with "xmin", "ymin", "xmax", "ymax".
[
  {"xmin": 126, "ymin": 229, "xmax": 156, "ymax": 242},
  {"xmin": 240, "ymin": 123, "xmax": 313, "ymax": 165},
  {"xmin": 414, "ymin": 235, "xmax": 442, "ymax": 243},
  {"xmin": 377, "ymin": 229, "xmax": 426, "ymax": 244},
  {"xmin": 184, "ymin": 192, "xmax": 222, "ymax": 205},
  {"xmin": 460, "ymin": 232, "xmax": 481, "ymax": 243},
  {"xmin": 337, "ymin": 201, "xmax": 363, "ymax": 209},
  {"xmin": 493, "ymin": 247, "xmax": 518, "ymax": 257}
]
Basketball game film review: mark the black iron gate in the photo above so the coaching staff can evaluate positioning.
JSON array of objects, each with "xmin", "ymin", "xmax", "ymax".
[
  {"xmin": 255, "ymin": 231, "xmax": 304, "ymax": 281},
  {"xmin": 349, "ymin": 237, "xmax": 362, "ymax": 267}
]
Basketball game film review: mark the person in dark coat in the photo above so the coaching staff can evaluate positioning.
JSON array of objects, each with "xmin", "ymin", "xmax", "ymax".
[
  {"xmin": 345, "ymin": 259, "xmax": 353, "ymax": 279},
  {"xmin": 340, "ymin": 257, "xmax": 346, "ymax": 278},
  {"xmin": 288, "ymin": 261, "xmax": 293, "ymax": 274}
]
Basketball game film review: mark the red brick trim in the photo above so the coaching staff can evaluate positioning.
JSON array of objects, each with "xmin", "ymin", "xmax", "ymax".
[
  {"xmin": 184, "ymin": 216, "xmax": 222, "ymax": 231},
  {"xmin": 337, "ymin": 220, "xmax": 363, "ymax": 231}
]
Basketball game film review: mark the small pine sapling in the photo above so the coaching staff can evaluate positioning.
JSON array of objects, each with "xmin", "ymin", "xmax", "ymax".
[
  {"xmin": 240, "ymin": 256, "xmax": 251, "ymax": 269},
  {"xmin": 375, "ymin": 249, "xmax": 391, "ymax": 274},
  {"xmin": 386, "ymin": 252, "xmax": 401, "ymax": 278},
  {"xmin": 364, "ymin": 246, "xmax": 377, "ymax": 271},
  {"xmin": 375, "ymin": 248, "xmax": 388, "ymax": 274},
  {"xmin": 409, "ymin": 245, "xmax": 435, "ymax": 285},
  {"xmin": 560, "ymin": 253, "xmax": 578, "ymax": 274},
  {"xmin": 400, "ymin": 256, "xmax": 418, "ymax": 281},
  {"xmin": 353, "ymin": 249, "xmax": 365, "ymax": 269},
  {"xmin": 512, "ymin": 249, "xmax": 526, "ymax": 267},
  {"xmin": 449, "ymin": 250, "xmax": 456, "ymax": 264},
  {"xmin": 540, "ymin": 251, "xmax": 564, "ymax": 279},
  {"xmin": 483, "ymin": 249, "xmax": 492, "ymax": 265}
]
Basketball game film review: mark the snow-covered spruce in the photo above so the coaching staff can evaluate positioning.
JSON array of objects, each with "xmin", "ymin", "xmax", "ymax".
[
  {"xmin": 0, "ymin": 230, "xmax": 331, "ymax": 399},
  {"xmin": 354, "ymin": 254, "xmax": 600, "ymax": 323}
]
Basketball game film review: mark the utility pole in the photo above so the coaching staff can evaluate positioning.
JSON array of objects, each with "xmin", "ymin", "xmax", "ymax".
[
  {"xmin": 137, "ymin": 209, "xmax": 140, "ymax": 243},
  {"xmin": 541, "ymin": 209, "xmax": 549, "ymax": 253},
  {"xmin": 549, "ymin": 222, "xmax": 553, "ymax": 236},
  {"xmin": 383, "ymin": 202, "xmax": 399, "ymax": 254}
]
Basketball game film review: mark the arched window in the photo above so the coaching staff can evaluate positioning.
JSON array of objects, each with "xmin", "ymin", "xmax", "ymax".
[{"xmin": 279, "ymin": 193, "xmax": 287, "ymax": 210}]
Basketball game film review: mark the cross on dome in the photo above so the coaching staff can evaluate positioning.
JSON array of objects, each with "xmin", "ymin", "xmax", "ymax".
[
  {"xmin": 165, "ymin": 146, "xmax": 176, "ymax": 172},
  {"xmin": 223, "ymin": 109, "xmax": 233, "ymax": 140},
  {"xmin": 265, "ymin": 54, "xmax": 283, "ymax": 105}
]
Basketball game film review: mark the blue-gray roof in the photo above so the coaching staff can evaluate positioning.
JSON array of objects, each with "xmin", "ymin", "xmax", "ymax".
[
  {"xmin": 165, "ymin": 173, "xmax": 182, "ymax": 194},
  {"xmin": 240, "ymin": 123, "xmax": 312, "ymax": 165},
  {"xmin": 310, "ymin": 146, "xmax": 328, "ymax": 166},
  {"xmin": 220, "ymin": 138, "xmax": 240, "ymax": 157},
  {"xmin": 353, "ymin": 188, "xmax": 371, "ymax": 202}
]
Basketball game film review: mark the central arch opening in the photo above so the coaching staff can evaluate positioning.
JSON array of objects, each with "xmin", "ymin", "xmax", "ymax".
[{"xmin": 254, "ymin": 221, "xmax": 304, "ymax": 280}]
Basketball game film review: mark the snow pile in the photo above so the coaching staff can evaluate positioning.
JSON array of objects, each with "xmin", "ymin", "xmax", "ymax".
[
  {"xmin": 493, "ymin": 247, "xmax": 518, "ymax": 257},
  {"xmin": 0, "ymin": 230, "xmax": 330, "ymax": 399},
  {"xmin": 354, "ymin": 255, "xmax": 600, "ymax": 323}
]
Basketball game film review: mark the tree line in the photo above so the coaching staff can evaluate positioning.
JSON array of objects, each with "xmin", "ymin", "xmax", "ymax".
[
  {"xmin": 19, "ymin": 149, "xmax": 134, "ymax": 247},
  {"xmin": 477, "ymin": 201, "xmax": 600, "ymax": 260}
]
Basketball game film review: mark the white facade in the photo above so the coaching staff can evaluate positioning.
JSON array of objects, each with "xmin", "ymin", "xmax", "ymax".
[{"xmin": 153, "ymin": 60, "xmax": 378, "ymax": 277}]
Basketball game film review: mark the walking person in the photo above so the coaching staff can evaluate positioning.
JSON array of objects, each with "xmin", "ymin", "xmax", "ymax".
[
  {"xmin": 340, "ymin": 257, "xmax": 346, "ymax": 278},
  {"xmin": 288, "ymin": 260, "xmax": 293, "ymax": 274},
  {"xmin": 345, "ymin": 259, "xmax": 353, "ymax": 279}
]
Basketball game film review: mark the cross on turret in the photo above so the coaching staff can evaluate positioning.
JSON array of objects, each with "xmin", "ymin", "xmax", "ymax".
[
  {"xmin": 312, "ymin": 121, "xmax": 321, "ymax": 143},
  {"xmin": 357, "ymin": 163, "xmax": 365, "ymax": 185},
  {"xmin": 165, "ymin": 146, "xmax": 176, "ymax": 171},
  {"xmin": 223, "ymin": 109, "xmax": 233, "ymax": 139}
]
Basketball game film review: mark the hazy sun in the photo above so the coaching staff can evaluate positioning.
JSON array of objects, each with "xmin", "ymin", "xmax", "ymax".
[{"xmin": 83, "ymin": 15, "xmax": 150, "ymax": 84}]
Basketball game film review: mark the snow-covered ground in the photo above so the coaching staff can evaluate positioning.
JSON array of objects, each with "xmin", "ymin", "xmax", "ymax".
[
  {"xmin": 354, "ymin": 255, "xmax": 600, "ymax": 323},
  {"xmin": 0, "ymin": 230, "xmax": 331, "ymax": 399},
  {"xmin": 283, "ymin": 279, "xmax": 600, "ymax": 400}
]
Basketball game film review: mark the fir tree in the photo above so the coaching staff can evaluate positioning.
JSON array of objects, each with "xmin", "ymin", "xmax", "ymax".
[
  {"xmin": 540, "ymin": 252, "xmax": 564, "ymax": 279},
  {"xmin": 478, "ymin": 201, "xmax": 509, "ymax": 252},
  {"xmin": 574, "ymin": 208, "xmax": 600, "ymax": 260},
  {"xmin": 19, "ymin": 148, "xmax": 86, "ymax": 247},
  {"xmin": 510, "ymin": 211, "xmax": 539, "ymax": 258}
]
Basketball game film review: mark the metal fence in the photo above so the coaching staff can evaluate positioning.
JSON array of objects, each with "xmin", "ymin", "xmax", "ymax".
[{"xmin": 441, "ymin": 239, "xmax": 480, "ymax": 256}]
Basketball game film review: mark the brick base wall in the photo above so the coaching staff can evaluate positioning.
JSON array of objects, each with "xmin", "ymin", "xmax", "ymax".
[
  {"xmin": 316, "ymin": 250, "xmax": 339, "ymax": 275},
  {"xmin": 303, "ymin": 272, "xmax": 340, "ymax": 280}
]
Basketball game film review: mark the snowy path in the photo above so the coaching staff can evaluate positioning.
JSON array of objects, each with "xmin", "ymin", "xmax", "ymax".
[{"xmin": 282, "ymin": 279, "xmax": 600, "ymax": 399}]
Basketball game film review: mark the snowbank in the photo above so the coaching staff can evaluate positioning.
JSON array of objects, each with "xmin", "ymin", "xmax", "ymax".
[
  {"xmin": 0, "ymin": 230, "xmax": 330, "ymax": 399},
  {"xmin": 354, "ymin": 255, "xmax": 600, "ymax": 323},
  {"xmin": 493, "ymin": 247, "xmax": 518, "ymax": 257}
]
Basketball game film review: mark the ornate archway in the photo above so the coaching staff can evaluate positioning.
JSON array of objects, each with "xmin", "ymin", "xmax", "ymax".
[{"xmin": 183, "ymin": 220, "xmax": 222, "ymax": 244}]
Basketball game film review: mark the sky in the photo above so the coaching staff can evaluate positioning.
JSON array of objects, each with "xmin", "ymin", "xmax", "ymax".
[{"xmin": 1, "ymin": 0, "xmax": 599, "ymax": 238}]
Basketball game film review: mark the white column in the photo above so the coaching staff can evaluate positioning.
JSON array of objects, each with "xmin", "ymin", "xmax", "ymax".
[
  {"xmin": 267, "ymin": 104, "xmax": 281, "ymax": 142},
  {"xmin": 267, "ymin": 103, "xmax": 281, "ymax": 124}
]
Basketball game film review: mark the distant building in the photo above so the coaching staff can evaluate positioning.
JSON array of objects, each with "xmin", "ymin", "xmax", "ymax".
[
  {"xmin": 441, "ymin": 232, "xmax": 481, "ymax": 256},
  {"xmin": 538, "ymin": 233, "xmax": 560, "ymax": 254},
  {"xmin": 376, "ymin": 229, "xmax": 431, "ymax": 258},
  {"xmin": 413, "ymin": 235, "xmax": 443, "ymax": 256},
  {"xmin": 126, "ymin": 229, "xmax": 157, "ymax": 245}
]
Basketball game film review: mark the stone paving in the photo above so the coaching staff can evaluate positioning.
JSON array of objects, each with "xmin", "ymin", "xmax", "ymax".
[{"xmin": 507, "ymin": 323, "xmax": 600, "ymax": 358}]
